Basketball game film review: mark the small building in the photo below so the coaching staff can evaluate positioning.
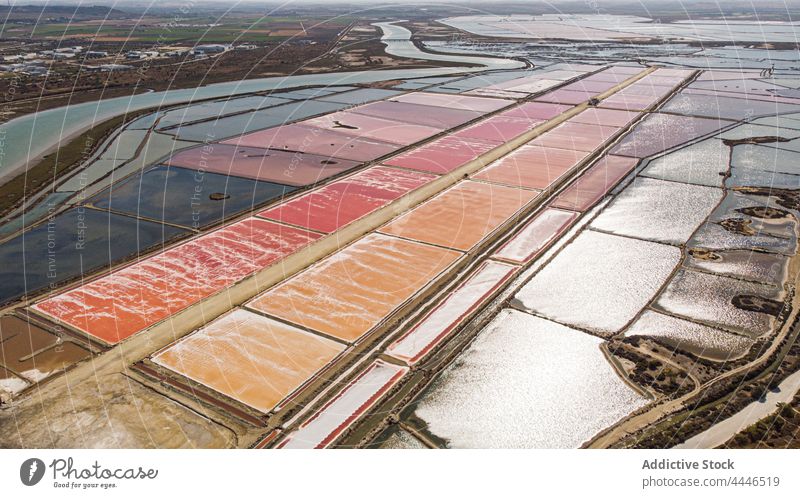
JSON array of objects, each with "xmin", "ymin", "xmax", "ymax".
[
  {"xmin": 191, "ymin": 44, "xmax": 228, "ymax": 56},
  {"xmin": 84, "ymin": 51, "xmax": 108, "ymax": 59},
  {"xmin": 99, "ymin": 64, "xmax": 132, "ymax": 72}
]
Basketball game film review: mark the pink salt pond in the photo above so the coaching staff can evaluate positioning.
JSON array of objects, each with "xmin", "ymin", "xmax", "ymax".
[
  {"xmin": 529, "ymin": 122, "xmax": 620, "ymax": 152},
  {"xmin": 222, "ymin": 123, "xmax": 400, "ymax": 162},
  {"xmin": 349, "ymin": 100, "xmax": 483, "ymax": 129},
  {"xmin": 494, "ymin": 208, "xmax": 578, "ymax": 264},
  {"xmin": 570, "ymin": 108, "xmax": 639, "ymax": 127},
  {"xmin": 501, "ymin": 102, "xmax": 572, "ymax": 121},
  {"xmin": 535, "ymin": 89, "xmax": 594, "ymax": 105},
  {"xmin": 386, "ymin": 260, "xmax": 517, "ymax": 366},
  {"xmin": 552, "ymin": 155, "xmax": 638, "ymax": 211},
  {"xmin": 473, "ymin": 145, "xmax": 589, "ymax": 190},
  {"xmin": 165, "ymin": 144, "xmax": 360, "ymax": 187},
  {"xmin": 389, "ymin": 92, "xmax": 511, "ymax": 113},
  {"xmin": 257, "ymin": 165, "xmax": 436, "ymax": 233},
  {"xmin": 453, "ymin": 115, "xmax": 543, "ymax": 143},
  {"xmin": 383, "ymin": 135, "xmax": 497, "ymax": 175},
  {"xmin": 303, "ymin": 111, "xmax": 443, "ymax": 145}
]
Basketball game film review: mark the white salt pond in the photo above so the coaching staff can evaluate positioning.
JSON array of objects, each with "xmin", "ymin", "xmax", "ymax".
[
  {"xmin": 654, "ymin": 268, "xmax": 783, "ymax": 338},
  {"xmin": 641, "ymin": 138, "xmax": 729, "ymax": 187},
  {"xmin": 513, "ymin": 230, "xmax": 681, "ymax": 336},
  {"xmin": 625, "ymin": 310, "xmax": 754, "ymax": 361},
  {"xmin": 590, "ymin": 177, "xmax": 722, "ymax": 244},
  {"xmin": 411, "ymin": 309, "xmax": 649, "ymax": 448}
]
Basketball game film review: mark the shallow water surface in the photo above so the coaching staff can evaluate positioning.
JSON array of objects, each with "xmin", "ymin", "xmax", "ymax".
[
  {"xmin": 590, "ymin": 177, "xmax": 722, "ymax": 244},
  {"xmin": 641, "ymin": 138, "xmax": 729, "ymax": 187},
  {"xmin": 625, "ymin": 310, "xmax": 754, "ymax": 361},
  {"xmin": 654, "ymin": 268, "xmax": 783, "ymax": 338},
  {"xmin": 513, "ymin": 230, "xmax": 681, "ymax": 335},
  {"xmin": 411, "ymin": 309, "xmax": 648, "ymax": 448}
]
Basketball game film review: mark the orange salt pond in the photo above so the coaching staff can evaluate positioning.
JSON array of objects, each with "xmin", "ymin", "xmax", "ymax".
[
  {"xmin": 247, "ymin": 233, "xmax": 461, "ymax": 343},
  {"xmin": 32, "ymin": 218, "xmax": 321, "ymax": 345},
  {"xmin": 153, "ymin": 309, "xmax": 345, "ymax": 414},
  {"xmin": 472, "ymin": 145, "xmax": 589, "ymax": 190},
  {"xmin": 379, "ymin": 181, "xmax": 538, "ymax": 252}
]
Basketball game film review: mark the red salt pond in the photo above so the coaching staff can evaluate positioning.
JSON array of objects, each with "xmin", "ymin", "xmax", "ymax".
[
  {"xmin": 303, "ymin": 111, "xmax": 443, "ymax": 145},
  {"xmin": 379, "ymin": 180, "xmax": 538, "ymax": 252},
  {"xmin": 389, "ymin": 92, "xmax": 511, "ymax": 113},
  {"xmin": 493, "ymin": 208, "xmax": 579, "ymax": 264},
  {"xmin": 570, "ymin": 108, "xmax": 639, "ymax": 127},
  {"xmin": 385, "ymin": 260, "xmax": 517, "ymax": 366},
  {"xmin": 278, "ymin": 360, "xmax": 408, "ymax": 448},
  {"xmin": 222, "ymin": 123, "xmax": 400, "ymax": 162},
  {"xmin": 453, "ymin": 115, "xmax": 543, "ymax": 143},
  {"xmin": 501, "ymin": 102, "xmax": 572, "ymax": 121},
  {"xmin": 257, "ymin": 165, "xmax": 435, "ymax": 233},
  {"xmin": 165, "ymin": 144, "xmax": 360, "ymax": 187},
  {"xmin": 247, "ymin": 233, "xmax": 461, "ymax": 343},
  {"xmin": 552, "ymin": 155, "xmax": 638, "ymax": 212},
  {"xmin": 529, "ymin": 122, "xmax": 620, "ymax": 152},
  {"xmin": 32, "ymin": 218, "xmax": 321, "ymax": 345},
  {"xmin": 382, "ymin": 135, "xmax": 497, "ymax": 175},
  {"xmin": 472, "ymin": 145, "xmax": 589, "ymax": 190},
  {"xmin": 348, "ymin": 100, "xmax": 483, "ymax": 129}
]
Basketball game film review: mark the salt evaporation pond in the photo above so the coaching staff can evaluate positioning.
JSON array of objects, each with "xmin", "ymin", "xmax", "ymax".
[
  {"xmin": 685, "ymin": 249, "xmax": 789, "ymax": 287},
  {"xmin": 153, "ymin": 308, "xmax": 345, "ymax": 414},
  {"xmin": 590, "ymin": 177, "xmax": 721, "ymax": 244},
  {"xmin": 0, "ymin": 208, "xmax": 187, "ymax": 305},
  {"xmin": 513, "ymin": 230, "xmax": 680, "ymax": 335},
  {"xmin": 661, "ymin": 93, "xmax": 800, "ymax": 121},
  {"xmin": 88, "ymin": 165, "xmax": 295, "ymax": 229},
  {"xmin": 717, "ymin": 123, "xmax": 800, "ymax": 142},
  {"xmin": 654, "ymin": 269, "xmax": 784, "ymax": 338},
  {"xmin": 411, "ymin": 309, "xmax": 649, "ymax": 448},
  {"xmin": 154, "ymin": 95, "xmax": 293, "ymax": 129},
  {"xmin": 641, "ymin": 138, "xmax": 729, "ymax": 187},
  {"xmin": 730, "ymin": 144, "xmax": 800, "ymax": 176},
  {"xmin": 625, "ymin": 310, "xmax": 753, "ymax": 361},
  {"xmin": 168, "ymin": 100, "xmax": 349, "ymax": 142},
  {"xmin": 611, "ymin": 113, "xmax": 726, "ymax": 158}
]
